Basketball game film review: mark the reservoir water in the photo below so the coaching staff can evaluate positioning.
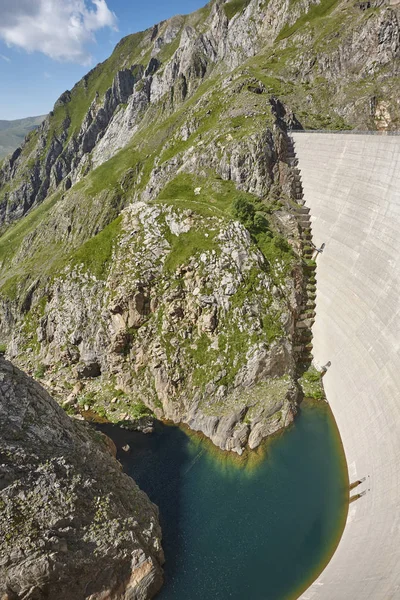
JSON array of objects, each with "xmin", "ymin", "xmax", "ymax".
[{"xmin": 100, "ymin": 400, "xmax": 348, "ymax": 600}]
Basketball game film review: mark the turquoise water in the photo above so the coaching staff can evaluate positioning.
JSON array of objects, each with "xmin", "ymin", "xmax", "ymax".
[{"xmin": 100, "ymin": 401, "xmax": 348, "ymax": 600}]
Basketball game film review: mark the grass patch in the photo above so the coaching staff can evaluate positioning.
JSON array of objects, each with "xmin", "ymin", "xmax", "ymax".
[
  {"xmin": 164, "ymin": 227, "xmax": 218, "ymax": 273},
  {"xmin": 231, "ymin": 195, "xmax": 294, "ymax": 280},
  {"xmin": 127, "ymin": 400, "xmax": 153, "ymax": 419},
  {"xmin": 276, "ymin": 0, "xmax": 339, "ymax": 41},
  {"xmin": 0, "ymin": 274, "xmax": 21, "ymax": 301},
  {"xmin": 223, "ymin": 0, "xmax": 251, "ymax": 20},
  {"xmin": 69, "ymin": 215, "xmax": 122, "ymax": 279},
  {"xmin": 82, "ymin": 147, "xmax": 146, "ymax": 198},
  {"xmin": 299, "ymin": 366, "xmax": 325, "ymax": 399},
  {"xmin": 0, "ymin": 191, "xmax": 62, "ymax": 262},
  {"xmin": 262, "ymin": 313, "xmax": 284, "ymax": 343},
  {"xmin": 34, "ymin": 363, "xmax": 47, "ymax": 379},
  {"xmin": 157, "ymin": 172, "xmax": 258, "ymax": 218}
]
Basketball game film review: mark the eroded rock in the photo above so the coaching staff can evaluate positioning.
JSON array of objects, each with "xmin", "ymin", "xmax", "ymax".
[{"xmin": 0, "ymin": 358, "xmax": 164, "ymax": 599}]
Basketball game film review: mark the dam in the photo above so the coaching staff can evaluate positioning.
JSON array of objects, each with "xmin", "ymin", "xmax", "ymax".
[{"xmin": 293, "ymin": 132, "xmax": 400, "ymax": 600}]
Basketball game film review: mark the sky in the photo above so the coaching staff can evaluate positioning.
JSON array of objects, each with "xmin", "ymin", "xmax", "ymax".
[{"xmin": 0, "ymin": 0, "xmax": 207, "ymax": 120}]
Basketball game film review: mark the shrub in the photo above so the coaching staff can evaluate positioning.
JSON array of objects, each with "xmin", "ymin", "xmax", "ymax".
[
  {"xmin": 232, "ymin": 196, "xmax": 256, "ymax": 227},
  {"xmin": 34, "ymin": 364, "xmax": 47, "ymax": 379},
  {"xmin": 253, "ymin": 212, "xmax": 269, "ymax": 232}
]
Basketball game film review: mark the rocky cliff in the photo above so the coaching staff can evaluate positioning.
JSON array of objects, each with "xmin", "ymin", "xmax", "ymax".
[
  {"xmin": 0, "ymin": 0, "xmax": 398, "ymax": 456},
  {"xmin": 0, "ymin": 357, "xmax": 164, "ymax": 599}
]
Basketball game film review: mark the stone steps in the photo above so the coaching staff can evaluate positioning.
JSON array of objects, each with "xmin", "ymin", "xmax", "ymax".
[
  {"xmin": 299, "ymin": 310, "xmax": 316, "ymax": 320},
  {"xmin": 289, "ymin": 134, "xmax": 316, "ymax": 367},
  {"xmin": 292, "ymin": 206, "xmax": 310, "ymax": 215}
]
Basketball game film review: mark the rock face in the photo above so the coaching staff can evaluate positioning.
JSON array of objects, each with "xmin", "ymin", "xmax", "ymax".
[
  {"xmin": 0, "ymin": 358, "xmax": 164, "ymax": 600},
  {"xmin": 0, "ymin": 40, "xmax": 305, "ymax": 455},
  {"xmin": 6, "ymin": 187, "xmax": 302, "ymax": 454},
  {"xmin": 59, "ymin": 203, "xmax": 299, "ymax": 452},
  {"xmin": 0, "ymin": 0, "xmax": 398, "ymax": 229}
]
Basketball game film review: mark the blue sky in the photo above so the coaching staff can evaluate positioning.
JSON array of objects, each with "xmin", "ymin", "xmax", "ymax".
[{"xmin": 0, "ymin": 0, "xmax": 207, "ymax": 120}]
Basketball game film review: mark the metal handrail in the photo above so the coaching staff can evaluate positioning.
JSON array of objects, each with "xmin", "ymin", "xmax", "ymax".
[{"xmin": 289, "ymin": 129, "xmax": 400, "ymax": 136}]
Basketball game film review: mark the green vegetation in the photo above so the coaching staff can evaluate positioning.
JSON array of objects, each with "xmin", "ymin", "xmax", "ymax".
[
  {"xmin": 0, "ymin": 191, "xmax": 62, "ymax": 263},
  {"xmin": 69, "ymin": 215, "xmax": 122, "ymax": 279},
  {"xmin": 232, "ymin": 196, "xmax": 256, "ymax": 228},
  {"xmin": 155, "ymin": 176, "xmax": 294, "ymax": 285},
  {"xmin": 262, "ymin": 313, "xmax": 284, "ymax": 344},
  {"xmin": 46, "ymin": 30, "xmax": 148, "ymax": 144},
  {"xmin": 299, "ymin": 366, "xmax": 325, "ymax": 400},
  {"xmin": 223, "ymin": 0, "xmax": 251, "ymax": 20},
  {"xmin": 157, "ymin": 172, "xmax": 256, "ymax": 217},
  {"xmin": 70, "ymin": 381, "xmax": 155, "ymax": 424},
  {"xmin": 190, "ymin": 325, "xmax": 249, "ymax": 390},
  {"xmin": 276, "ymin": 0, "xmax": 339, "ymax": 41},
  {"xmin": 164, "ymin": 228, "xmax": 218, "ymax": 273},
  {"xmin": 34, "ymin": 364, "xmax": 47, "ymax": 379},
  {"xmin": 0, "ymin": 183, "xmax": 125, "ymax": 304},
  {"xmin": 0, "ymin": 274, "xmax": 20, "ymax": 302},
  {"xmin": 77, "ymin": 392, "xmax": 96, "ymax": 408},
  {"xmin": 82, "ymin": 148, "xmax": 150, "ymax": 198},
  {"xmin": 127, "ymin": 400, "xmax": 153, "ymax": 420},
  {"xmin": 231, "ymin": 195, "xmax": 294, "ymax": 280}
]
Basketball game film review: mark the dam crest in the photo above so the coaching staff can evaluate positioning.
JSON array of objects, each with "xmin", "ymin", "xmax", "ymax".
[{"xmin": 293, "ymin": 132, "xmax": 400, "ymax": 599}]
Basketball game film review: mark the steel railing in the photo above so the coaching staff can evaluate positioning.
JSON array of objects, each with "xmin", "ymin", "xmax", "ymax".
[{"xmin": 289, "ymin": 129, "xmax": 400, "ymax": 136}]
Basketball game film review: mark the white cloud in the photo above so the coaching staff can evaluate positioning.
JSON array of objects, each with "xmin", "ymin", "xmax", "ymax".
[
  {"xmin": 0, "ymin": 54, "xmax": 10, "ymax": 62},
  {"xmin": 0, "ymin": 0, "xmax": 118, "ymax": 65}
]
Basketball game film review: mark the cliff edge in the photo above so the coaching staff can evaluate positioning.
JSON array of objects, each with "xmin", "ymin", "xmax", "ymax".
[{"xmin": 0, "ymin": 358, "xmax": 164, "ymax": 600}]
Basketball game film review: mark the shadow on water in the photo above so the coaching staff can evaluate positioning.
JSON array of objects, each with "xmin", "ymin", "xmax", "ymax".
[
  {"xmin": 98, "ymin": 422, "xmax": 191, "ymax": 586},
  {"xmin": 98, "ymin": 401, "xmax": 348, "ymax": 600}
]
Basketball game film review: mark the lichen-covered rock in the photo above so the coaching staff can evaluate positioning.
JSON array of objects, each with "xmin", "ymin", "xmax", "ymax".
[{"xmin": 0, "ymin": 358, "xmax": 164, "ymax": 600}]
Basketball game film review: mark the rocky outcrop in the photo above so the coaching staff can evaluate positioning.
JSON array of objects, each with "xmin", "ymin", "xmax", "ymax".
[
  {"xmin": 0, "ymin": 357, "xmax": 164, "ymax": 599},
  {"xmin": 7, "ymin": 194, "xmax": 302, "ymax": 455}
]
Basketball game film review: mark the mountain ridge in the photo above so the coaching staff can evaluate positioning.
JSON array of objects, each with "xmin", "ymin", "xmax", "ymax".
[{"xmin": 0, "ymin": 115, "xmax": 46, "ymax": 159}]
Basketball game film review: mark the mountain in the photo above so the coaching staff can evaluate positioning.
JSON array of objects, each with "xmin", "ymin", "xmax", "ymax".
[
  {"xmin": 0, "ymin": 0, "xmax": 397, "ymax": 452},
  {"xmin": 0, "ymin": 0, "xmax": 398, "ymax": 596},
  {"xmin": 0, "ymin": 115, "xmax": 46, "ymax": 159}
]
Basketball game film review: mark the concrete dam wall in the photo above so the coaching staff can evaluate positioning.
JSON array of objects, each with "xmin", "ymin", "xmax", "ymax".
[{"xmin": 293, "ymin": 133, "xmax": 400, "ymax": 600}]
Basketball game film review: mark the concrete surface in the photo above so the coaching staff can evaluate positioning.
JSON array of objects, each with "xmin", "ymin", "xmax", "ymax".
[{"xmin": 293, "ymin": 133, "xmax": 400, "ymax": 600}]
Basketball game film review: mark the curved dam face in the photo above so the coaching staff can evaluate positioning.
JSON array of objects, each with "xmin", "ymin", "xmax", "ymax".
[{"xmin": 293, "ymin": 133, "xmax": 400, "ymax": 600}]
